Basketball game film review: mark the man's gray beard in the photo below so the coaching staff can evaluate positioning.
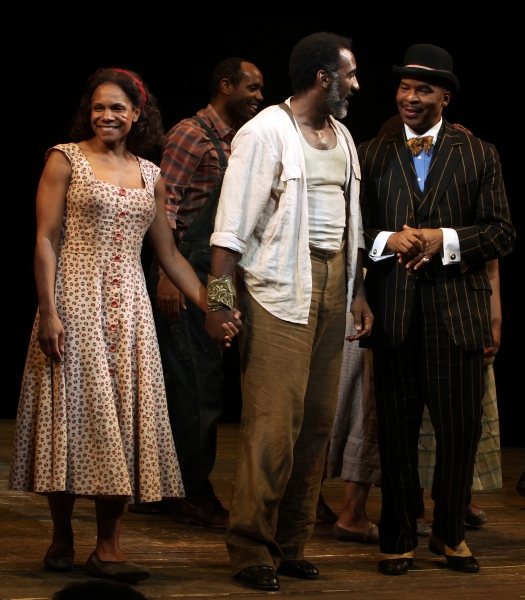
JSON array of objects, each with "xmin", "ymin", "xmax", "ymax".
[{"xmin": 327, "ymin": 73, "xmax": 349, "ymax": 119}]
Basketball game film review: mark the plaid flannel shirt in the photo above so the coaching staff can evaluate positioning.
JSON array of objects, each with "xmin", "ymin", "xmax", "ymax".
[{"xmin": 161, "ymin": 104, "xmax": 235, "ymax": 238}]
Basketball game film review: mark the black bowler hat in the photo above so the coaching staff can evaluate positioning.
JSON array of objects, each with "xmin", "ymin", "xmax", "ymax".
[{"xmin": 393, "ymin": 44, "xmax": 460, "ymax": 93}]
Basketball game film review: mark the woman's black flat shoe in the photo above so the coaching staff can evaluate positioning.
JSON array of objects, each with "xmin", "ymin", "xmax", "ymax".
[
  {"xmin": 465, "ymin": 508, "xmax": 488, "ymax": 527},
  {"xmin": 44, "ymin": 546, "xmax": 74, "ymax": 572},
  {"xmin": 85, "ymin": 551, "xmax": 150, "ymax": 583}
]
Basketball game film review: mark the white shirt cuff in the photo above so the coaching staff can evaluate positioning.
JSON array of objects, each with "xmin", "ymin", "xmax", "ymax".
[
  {"xmin": 369, "ymin": 231, "xmax": 396, "ymax": 261},
  {"xmin": 440, "ymin": 228, "xmax": 461, "ymax": 265},
  {"xmin": 210, "ymin": 232, "xmax": 246, "ymax": 256}
]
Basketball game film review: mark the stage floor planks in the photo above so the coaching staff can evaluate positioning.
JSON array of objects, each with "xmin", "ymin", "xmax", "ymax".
[{"xmin": 0, "ymin": 419, "xmax": 523, "ymax": 599}]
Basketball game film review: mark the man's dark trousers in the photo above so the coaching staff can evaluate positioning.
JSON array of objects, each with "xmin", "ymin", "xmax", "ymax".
[
  {"xmin": 151, "ymin": 238, "xmax": 222, "ymax": 503},
  {"xmin": 359, "ymin": 120, "xmax": 514, "ymax": 554},
  {"xmin": 373, "ymin": 277, "xmax": 484, "ymax": 554}
]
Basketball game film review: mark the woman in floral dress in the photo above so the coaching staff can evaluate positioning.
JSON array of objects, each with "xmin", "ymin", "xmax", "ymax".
[{"xmin": 9, "ymin": 69, "xmax": 238, "ymax": 582}]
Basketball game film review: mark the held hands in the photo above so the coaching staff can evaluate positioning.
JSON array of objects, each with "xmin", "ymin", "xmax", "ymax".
[
  {"xmin": 157, "ymin": 276, "xmax": 186, "ymax": 320},
  {"xmin": 207, "ymin": 308, "xmax": 244, "ymax": 350},
  {"xmin": 38, "ymin": 311, "xmax": 65, "ymax": 363}
]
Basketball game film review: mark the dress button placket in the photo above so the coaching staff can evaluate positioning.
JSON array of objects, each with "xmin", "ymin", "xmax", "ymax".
[{"xmin": 108, "ymin": 190, "xmax": 127, "ymax": 376}]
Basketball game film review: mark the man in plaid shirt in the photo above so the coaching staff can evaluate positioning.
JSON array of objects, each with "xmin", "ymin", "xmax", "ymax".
[{"xmin": 134, "ymin": 58, "xmax": 263, "ymax": 528}]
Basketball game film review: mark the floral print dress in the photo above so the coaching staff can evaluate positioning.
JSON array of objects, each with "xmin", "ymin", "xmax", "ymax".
[{"xmin": 9, "ymin": 143, "xmax": 184, "ymax": 503}]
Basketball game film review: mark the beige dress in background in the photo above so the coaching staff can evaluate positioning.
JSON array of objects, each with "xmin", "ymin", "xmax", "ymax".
[{"xmin": 326, "ymin": 312, "xmax": 381, "ymax": 484}]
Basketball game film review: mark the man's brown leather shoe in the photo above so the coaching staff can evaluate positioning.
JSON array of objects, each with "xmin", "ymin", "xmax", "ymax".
[{"xmin": 169, "ymin": 498, "xmax": 229, "ymax": 529}]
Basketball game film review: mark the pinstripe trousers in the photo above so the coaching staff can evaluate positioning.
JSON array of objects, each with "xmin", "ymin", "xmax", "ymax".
[{"xmin": 373, "ymin": 278, "xmax": 484, "ymax": 554}]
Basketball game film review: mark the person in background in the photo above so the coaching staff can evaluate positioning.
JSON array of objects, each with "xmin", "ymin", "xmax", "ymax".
[
  {"xmin": 322, "ymin": 316, "xmax": 380, "ymax": 544},
  {"xmin": 131, "ymin": 58, "xmax": 264, "ymax": 529}
]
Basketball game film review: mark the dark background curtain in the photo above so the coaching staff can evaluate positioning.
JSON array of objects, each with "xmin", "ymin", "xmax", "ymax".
[{"xmin": 2, "ymin": 6, "xmax": 521, "ymax": 446}]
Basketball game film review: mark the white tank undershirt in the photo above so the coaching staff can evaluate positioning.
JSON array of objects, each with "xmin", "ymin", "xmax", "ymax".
[{"xmin": 298, "ymin": 126, "xmax": 347, "ymax": 252}]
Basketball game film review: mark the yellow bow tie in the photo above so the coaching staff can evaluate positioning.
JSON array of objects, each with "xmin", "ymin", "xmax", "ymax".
[{"xmin": 407, "ymin": 136, "xmax": 433, "ymax": 156}]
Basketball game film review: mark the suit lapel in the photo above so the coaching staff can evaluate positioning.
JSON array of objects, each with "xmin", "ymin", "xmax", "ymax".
[
  {"xmin": 386, "ymin": 128, "xmax": 415, "ymax": 212},
  {"xmin": 424, "ymin": 121, "xmax": 463, "ymax": 220}
]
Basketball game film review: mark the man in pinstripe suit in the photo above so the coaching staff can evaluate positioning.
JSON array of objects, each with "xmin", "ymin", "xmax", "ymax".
[{"xmin": 359, "ymin": 44, "xmax": 515, "ymax": 575}]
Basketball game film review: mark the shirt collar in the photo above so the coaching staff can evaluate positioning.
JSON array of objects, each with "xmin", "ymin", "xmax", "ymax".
[
  {"xmin": 404, "ymin": 118, "xmax": 442, "ymax": 145},
  {"xmin": 202, "ymin": 104, "xmax": 235, "ymax": 139}
]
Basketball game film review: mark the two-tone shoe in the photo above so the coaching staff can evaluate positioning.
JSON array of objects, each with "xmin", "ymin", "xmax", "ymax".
[
  {"xmin": 429, "ymin": 538, "xmax": 480, "ymax": 573},
  {"xmin": 378, "ymin": 555, "xmax": 413, "ymax": 576}
]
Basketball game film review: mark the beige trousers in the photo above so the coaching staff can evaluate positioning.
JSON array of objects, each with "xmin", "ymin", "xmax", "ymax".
[{"xmin": 226, "ymin": 249, "xmax": 347, "ymax": 574}]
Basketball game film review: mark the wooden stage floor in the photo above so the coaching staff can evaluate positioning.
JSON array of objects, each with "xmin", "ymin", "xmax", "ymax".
[{"xmin": 0, "ymin": 420, "xmax": 523, "ymax": 599}]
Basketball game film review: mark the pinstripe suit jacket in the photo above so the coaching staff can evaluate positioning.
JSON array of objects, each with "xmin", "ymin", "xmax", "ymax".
[{"xmin": 360, "ymin": 120, "xmax": 515, "ymax": 350}]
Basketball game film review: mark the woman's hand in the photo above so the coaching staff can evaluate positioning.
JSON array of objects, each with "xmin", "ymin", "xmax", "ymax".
[
  {"xmin": 38, "ymin": 311, "xmax": 65, "ymax": 363},
  {"xmin": 220, "ymin": 310, "xmax": 243, "ymax": 349}
]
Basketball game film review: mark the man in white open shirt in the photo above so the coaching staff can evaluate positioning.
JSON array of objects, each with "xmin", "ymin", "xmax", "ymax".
[
  {"xmin": 358, "ymin": 44, "xmax": 515, "ymax": 577},
  {"xmin": 205, "ymin": 32, "xmax": 372, "ymax": 590}
]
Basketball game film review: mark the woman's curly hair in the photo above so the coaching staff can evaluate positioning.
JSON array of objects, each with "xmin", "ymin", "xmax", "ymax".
[{"xmin": 70, "ymin": 68, "xmax": 164, "ymax": 157}]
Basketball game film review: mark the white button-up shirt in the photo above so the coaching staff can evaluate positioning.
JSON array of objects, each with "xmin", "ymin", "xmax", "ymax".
[{"xmin": 211, "ymin": 99, "xmax": 364, "ymax": 324}]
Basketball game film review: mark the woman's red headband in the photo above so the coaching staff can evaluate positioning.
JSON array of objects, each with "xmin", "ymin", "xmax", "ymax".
[{"xmin": 112, "ymin": 69, "xmax": 147, "ymax": 110}]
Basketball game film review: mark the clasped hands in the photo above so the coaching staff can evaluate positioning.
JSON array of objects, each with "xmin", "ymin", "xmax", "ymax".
[
  {"xmin": 206, "ymin": 307, "xmax": 243, "ymax": 350},
  {"xmin": 386, "ymin": 224, "xmax": 443, "ymax": 271},
  {"xmin": 158, "ymin": 276, "xmax": 242, "ymax": 350}
]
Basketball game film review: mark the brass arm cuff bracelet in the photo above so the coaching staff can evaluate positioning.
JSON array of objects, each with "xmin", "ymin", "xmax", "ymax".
[{"xmin": 207, "ymin": 275, "xmax": 236, "ymax": 312}]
